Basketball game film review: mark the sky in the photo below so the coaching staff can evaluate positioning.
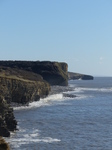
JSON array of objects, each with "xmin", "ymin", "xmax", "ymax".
[{"xmin": 0, "ymin": 0, "xmax": 112, "ymax": 76}]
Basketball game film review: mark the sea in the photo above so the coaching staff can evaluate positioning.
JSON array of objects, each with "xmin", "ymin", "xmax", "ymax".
[{"xmin": 5, "ymin": 77, "xmax": 112, "ymax": 150}]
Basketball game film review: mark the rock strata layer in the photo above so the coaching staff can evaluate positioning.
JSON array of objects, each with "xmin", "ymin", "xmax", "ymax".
[{"xmin": 0, "ymin": 77, "xmax": 50, "ymax": 104}]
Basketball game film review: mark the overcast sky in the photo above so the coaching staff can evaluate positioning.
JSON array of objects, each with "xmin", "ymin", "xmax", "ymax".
[{"xmin": 0, "ymin": 0, "xmax": 112, "ymax": 76}]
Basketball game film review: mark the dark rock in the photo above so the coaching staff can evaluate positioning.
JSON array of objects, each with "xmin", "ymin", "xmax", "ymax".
[
  {"xmin": 0, "ymin": 127, "xmax": 10, "ymax": 137},
  {"xmin": 0, "ymin": 96, "xmax": 17, "ymax": 137},
  {"xmin": 63, "ymin": 93, "xmax": 77, "ymax": 98},
  {"xmin": 5, "ymin": 113, "xmax": 17, "ymax": 131}
]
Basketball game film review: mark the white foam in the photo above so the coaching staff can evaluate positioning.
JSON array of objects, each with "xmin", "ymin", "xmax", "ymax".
[
  {"xmin": 10, "ymin": 137, "xmax": 60, "ymax": 143},
  {"xmin": 44, "ymin": 93, "xmax": 63, "ymax": 100},
  {"xmin": 67, "ymin": 87, "xmax": 112, "ymax": 94},
  {"xmin": 14, "ymin": 93, "xmax": 64, "ymax": 110},
  {"xmin": 6, "ymin": 135, "xmax": 61, "ymax": 148},
  {"xmin": 79, "ymin": 87, "xmax": 112, "ymax": 92},
  {"xmin": 5, "ymin": 126, "xmax": 61, "ymax": 149}
]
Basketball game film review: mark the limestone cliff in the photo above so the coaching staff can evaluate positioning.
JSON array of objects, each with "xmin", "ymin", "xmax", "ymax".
[
  {"xmin": 0, "ymin": 68, "xmax": 50, "ymax": 104},
  {"xmin": 0, "ymin": 61, "xmax": 68, "ymax": 86}
]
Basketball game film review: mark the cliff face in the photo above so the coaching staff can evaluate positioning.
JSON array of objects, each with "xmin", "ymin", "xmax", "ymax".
[
  {"xmin": 0, "ymin": 61, "xmax": 68, "ymax": 86},
  {"xmin": 68, "ymin": 72, "xmax": 94, "ymax": 80},
  {"xmin": 0, "ymin": 77, "xmax": 50, "ymax": 104}
]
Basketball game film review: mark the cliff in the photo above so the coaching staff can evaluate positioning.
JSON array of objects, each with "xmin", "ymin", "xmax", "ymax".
[
  {"xmin": 0, "ymin": 67, "xmax": 50, "ymax": 137},
  {"xmin": 0, "ymin": 67, "xmax": 50, "ymax": 104},
  {"xmin": 0, "ymin": 60, "xmax": 68, "ymax": 137},
  {"xmin": 0, "ymin": 61, "xmax": 68, "ymax": 86},
  {"xmin": 68, "ymin": 72, "xmax": 94, "ymax": 80}
]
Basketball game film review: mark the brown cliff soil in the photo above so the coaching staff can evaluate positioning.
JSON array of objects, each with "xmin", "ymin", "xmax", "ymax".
[{"xmin": 0, "ymin": 137, "xmax": 10, "ymax": 150}]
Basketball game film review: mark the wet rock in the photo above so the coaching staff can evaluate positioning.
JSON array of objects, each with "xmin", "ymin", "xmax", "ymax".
[{"xmin": 63, "ymin": 93, "xmax": 77, "ymax": 98}]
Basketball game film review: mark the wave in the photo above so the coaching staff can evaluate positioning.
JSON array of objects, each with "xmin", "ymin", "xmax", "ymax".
[
  {"xmin": 83, "ymin": 87, "xmax": 112, "ymax": 92},
  {"xmin": 5, "ymin": 128, "xmax": 60, "ymax": 149},
  {"xmin": 14, "ymin": 87, "xmax": 95, "ymax": 111},
  {"xmin": 66, "ymin": 86, "xmax": 112, "ymax": 94},
  {"xmin": 6, "ymin": 137, "xmax": 60, "ymax": 149},
  {"xmin": 14, "ymin": 85, "xmax": 111, "ymax": 111},
  {"xmin": 14, "ymin": 93, "xmax": 64, "ymax": 110}
]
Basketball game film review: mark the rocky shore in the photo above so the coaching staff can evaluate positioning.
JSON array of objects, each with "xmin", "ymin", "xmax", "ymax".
[
  {"xmin": 0, "ymin": 61, "xmax": 68, "ymax": 138},
  {"xmin": 0, "ymin": 60, "xmax": 93, "ymax": 140}
]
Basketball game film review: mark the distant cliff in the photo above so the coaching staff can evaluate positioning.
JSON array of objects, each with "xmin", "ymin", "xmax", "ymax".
[
  {"xmin": 68, "ymin": 72, "xmax": 94, "ymax": 80},
  {"xmin": 0, "ymin": 61, "xmax": 68, "ymax": 86}
]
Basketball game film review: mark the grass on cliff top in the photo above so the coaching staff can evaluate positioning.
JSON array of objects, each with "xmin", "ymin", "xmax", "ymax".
[{"xmin": 0, "ymin": 74, "xmax": 35, "ymax": 83}]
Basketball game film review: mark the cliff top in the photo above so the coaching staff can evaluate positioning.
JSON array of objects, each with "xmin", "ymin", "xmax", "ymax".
[{"xmin": 0, "ymin": 66, "xmax": 44, "ymax": 83}]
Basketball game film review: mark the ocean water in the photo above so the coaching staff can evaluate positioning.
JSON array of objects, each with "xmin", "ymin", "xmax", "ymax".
[{"xmin": 5, "ymin": 77, "xmax": 112, "ymax": 150}]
